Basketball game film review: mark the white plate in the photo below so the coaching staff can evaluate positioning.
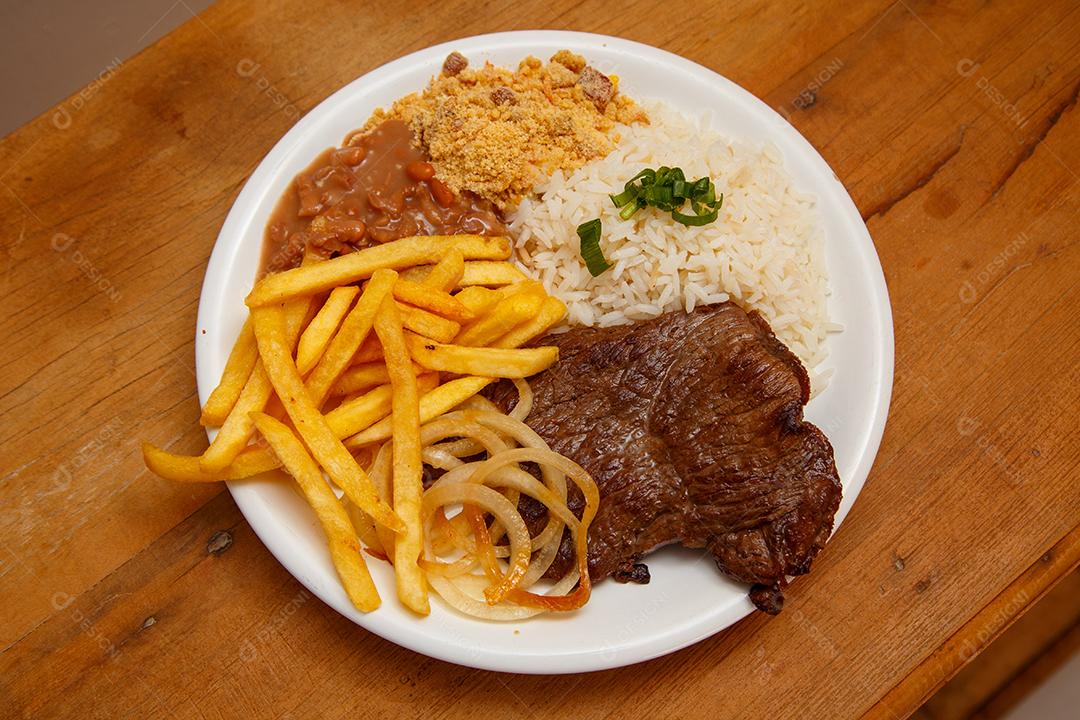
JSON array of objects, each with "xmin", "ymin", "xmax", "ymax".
[{"xmin": 197, "ymin": 31, "xmax": 893, "ymax": 674}]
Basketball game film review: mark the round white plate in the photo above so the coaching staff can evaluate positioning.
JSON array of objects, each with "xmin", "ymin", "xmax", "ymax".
[{"xmin": 197, "ymin": 31, "xmax": 893, "ymax": 674}]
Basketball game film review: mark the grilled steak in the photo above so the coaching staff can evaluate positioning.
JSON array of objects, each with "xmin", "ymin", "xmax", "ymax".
[{"xmin": 493, "ymin": 302, "xmax": 842, "ymax": 614}]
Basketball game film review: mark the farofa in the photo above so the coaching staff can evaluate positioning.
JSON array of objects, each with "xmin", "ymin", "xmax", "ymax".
[{"xmin": 364, "ymin": 51, "xmax": 648, "ymax": 208}]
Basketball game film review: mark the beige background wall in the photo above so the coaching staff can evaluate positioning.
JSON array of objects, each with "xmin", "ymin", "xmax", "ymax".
[{"xmin": 0, "ymin": 0, "xmax": 213, "ymax": 136}]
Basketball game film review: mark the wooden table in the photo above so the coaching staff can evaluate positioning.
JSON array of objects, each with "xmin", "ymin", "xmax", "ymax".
[{"xmin": 2, "ymin": 1, "xmax": 1077, "ymax": 717}]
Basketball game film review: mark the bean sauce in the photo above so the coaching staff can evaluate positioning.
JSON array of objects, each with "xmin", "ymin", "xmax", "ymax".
[{"xmin": 259, "ymin": 119, "xmax": 507, "ymax": 276}]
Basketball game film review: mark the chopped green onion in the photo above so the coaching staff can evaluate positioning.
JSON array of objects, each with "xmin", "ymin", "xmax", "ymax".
[
  {"xmin": 672, "ymin": 207, "xmax": 719, "ymax": 226},
  {"xmin": 618, "ymin": 199, "xmax": 644, "ymax": 220},
  {"xmin": 576, "ymin": 218, "xmax": 610, "ymax": 276},
  {"xmin": 580, "ymin": 167, "xmax": 725, "ymax": 267},
  {"xmin": 610, "ymin": 187, "xmax": 638, "ymax": 207},
  {"xmin": 609, "ymin": 165, "xmax": 724, "ymax": 225}
]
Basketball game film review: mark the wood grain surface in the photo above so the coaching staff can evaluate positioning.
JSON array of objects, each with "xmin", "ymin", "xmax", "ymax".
[
  {"xmin": 912, "ymin": 569, "xmax": 1080, "ymax": 718},
  {"xmin": 1, "ymin": 1, "xmax": 1078, "ymax": 718}
]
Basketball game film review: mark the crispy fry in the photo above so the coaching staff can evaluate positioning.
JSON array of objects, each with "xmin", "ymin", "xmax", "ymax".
[
  {"xmin": 496, "ymin": 280, "xmax": 545, "ymax": 300},
  {"xmin": 455, "ymin": 292, "xmax": 544, "ymax": 346},
  {"xmin": 143, "ymin": 234, "xmax": 601, "ymax": 619},
  {"xmin": 454, "ymin": 280, "xmax": 543, "ymax": 316},
  {"xmin": 393, "ymin": 249, "xmax": 468, "ymax": 290},
  {"xmin": 330, "ymin": 362, "xmax": 426, "ymax": 398},
  {"xmin": 246, "ymin": 235, "xmax": 510, "ymax": 306},
  {"xmin": 345, "ymin": 376, "xmax": 494, "ymax": 448},
  {"xmin": 200, "ymin": 318, "xmax": 258, "ymax": 426},
  {"xmin": 304, "ymin": 269, "xmax": 396, "ymax": 408},
  {"xmin": 423, "ymin": 249, "xmax": 465, "ymax": 291},
  {"xmin": 397, "ymin": 301, "xmax": 461, "ymax": 343},
  {"xmin": 296, "ymin": 286, "xmax": 359, "ymax": 375},
  {"xmin": 253, "ymin": 413, "xmax": 380, "ymax": 611},
  {"xmin": 398, "ymin": 266, "xmax": 429, "ymax": 284},
  {"xmin": 374, "ymin": 294, "xmax": 429, "ymax": 615},
  {"xmin": 149, "ymin": 374, "xmax": 440, "ymax": 484},
  {"xmin": 330, "ymin": 362, "xmax": 394, "ymax": 397},
  {"xmin": 459, "ymin": 260, "xmax": 528, "ymax": 287},
  {"xmin": 404, "ymin": 333, "xmax": 559, "ymax": 378},
  {"xmin": 453, "ymin": 286, "xmax": 500, "ymax": 316},
  {"xmin": 326, "ymin": 384, "xmax": 393, "ymax": 437},
  {"xmin": 351, "ymin": 336, "xmax": 385, "ymax": 365},
  {"xmin": 324, "ymin": 374, "xmax": 438, "ymax": 439},
  {"xmin": 252, "ymin": 303, "xmax": 403, "ymax": 533},
  {"xmin": 493, "ymin": 296, "xmax": 568, "ymax": 349},
  {"xmin": 393, "ymin": 279, "xmax": 475, "ymax": 322},
  {"xmin": 199, "ymin": 361, "xmax": 274, "ymax": 471},
  {"xmin": 199, "ymin": 296, "xmax": 313, "ymax": 471},
  {"xmin": 142, "ymin": 442, "xmax": 279, "ymax": 482}
]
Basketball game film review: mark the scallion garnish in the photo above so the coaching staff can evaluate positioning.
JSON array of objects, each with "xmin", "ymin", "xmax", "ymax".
[
  {"xmin": 608, "ymin": 165, "xmax": 723, "ymax": 226},
  {"xmin": 576, "ymin": 218, "xmax": 610, "ymax": 277},
  {"xmin": 577, "ymin": 167, "xmax": 723, "ymax": 272}
]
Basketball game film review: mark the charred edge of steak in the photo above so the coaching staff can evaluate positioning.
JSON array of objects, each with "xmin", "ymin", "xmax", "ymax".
[
  {"xmin": 749, "ymin": 583, "xmax": 785, "ymax": 615},
  {"xmin": 747, "ymin": 310, "xmax": 811, "ymax": 406},
  {"xmin": 613, "ymin": 562, "xmax": 651, "ymax": 584},
  {"xmin": 487, "ymin": 303, "xmax": 842, "ymax": 615}
]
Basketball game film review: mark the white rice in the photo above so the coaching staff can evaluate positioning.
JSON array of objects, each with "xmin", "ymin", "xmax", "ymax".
[{"xmin": 508, "ymin": 100, "xmax": 834, "ymax": 387}]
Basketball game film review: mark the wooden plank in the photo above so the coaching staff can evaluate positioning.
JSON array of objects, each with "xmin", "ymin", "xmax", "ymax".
[
  {"xmin": 867, "ymin": 527, "xmax": 1080, "ymax": 719},
  {"xmin": 0, "ymin": 0, "xmax": 898, "ymax": 653},
  {"xmin": 916, "ymin": 569, "xmax": 1080, "ymax": 719},
  {"xmin": 975, "ymin": 616, "xmax": 1080, "ymax": 718},
  {"xmin": 1, "ymin": 0, "xmax": 1078, "ymax": 718}
]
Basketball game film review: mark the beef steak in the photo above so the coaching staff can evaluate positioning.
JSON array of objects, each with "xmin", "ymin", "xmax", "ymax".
[{"xmin": 495, "ymin": 302, "xmax": 842, "ymax": 614}]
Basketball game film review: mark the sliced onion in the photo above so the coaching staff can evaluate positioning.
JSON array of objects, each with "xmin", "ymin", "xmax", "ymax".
[
  {"xmin": 368, "ymin": 442, "xmax": 397, "ymax": 558},
  {"xmin": 509, "ymin": 379, "xmax": 533, "ymax": 421},
  {"xmin": 422, "ymin": 483, "xmax": 531, "ymax": 604},
  {"xmin": 371, "ymin": 379, "xmax": 605, "ymax": 620}
]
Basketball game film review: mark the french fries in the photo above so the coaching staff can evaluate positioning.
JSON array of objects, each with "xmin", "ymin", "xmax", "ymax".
[
  {"xmin": 458, "ymin": 260, "xmax": 528, "ymax": 287},
  {"xmin": 252, "ymin": 303, "xmax": 403, "ymax": 534},
  {"xmin": 200, "ymin": 319, "xmax": 258, "ymax": 426},
  {"xmin": 454, "ymin": 280, "xmax": 543, "ymax": 317},
  {"xmin": 374, "ymin": 294, "xmax": 429, "ymax": 615},
  {"xmin": 296, "ymin": 286, "xmax": 359, "ymax": 375},
  {"xmin": 455, "ymin": 291, "xmax": 544, "ymax": 347},
  {"xmin": 331, "ymin": 362, "xmax": 424, "ymax": 398},
  {"xmin": 396, "ymin": 301, "xmax": 461, "ymax": 343},
  {"xmin": 494, "ymin": 296, "xmax": 568, "ymax": 349},
  {"xmin": 423, "ymin": 249, "xmax": 465, "ymax": 291},
  {"xmin": 304, "ymin": 269, "xmax": 396, "ymax": 407},
  {"xmin": 405, "ymin": 332, "xmax": 558, "ymax": 378},
  {"xmin": 246, "ymin": 235, "xmax": 510, "ymax": 306},
  {"xmin": 145, "ymin": 377, "xmax": 439, "ymax": 486},
  {"xmin": 253, "ymin": 412, "xmax": 381, "ymax": 611},
  {"xmin": 142, "ymin": 442, "xmax": 279, "ymax": 482},
  {"xmin": 345, "ymin": 376, "xmax": 494, "ymax": 448},
  {"xmin": 393, "ymin": 279, "xmax": 474, "ymax": 323},
  {"xmin": 352, "ymin": 336, "xmax": 384, "ymax": 364},
  {"xmin": 200, "ymin": 296, "xmax": 313, "ymax": 472},
  {"xmin": 324, "ymin": 374, "xmax": 438, "ymax": 439},
  {"xmin": 453, "ymin": 286, "xmax": 499, "ymax": 316},
  {"xmin": 144, "ymin": 234, "xmax": 579, "ymax": 617},
  {"xmin": 199, "ymin": 361, "xmax": 275, "ymax": 472}
]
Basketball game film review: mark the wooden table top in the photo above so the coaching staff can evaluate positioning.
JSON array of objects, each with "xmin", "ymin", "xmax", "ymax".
[{"xmin": 2, "ymin": 1, "xmax": 1078, "ymax": 717}]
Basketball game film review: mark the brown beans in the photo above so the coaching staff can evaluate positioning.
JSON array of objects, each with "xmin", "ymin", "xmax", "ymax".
[
  {"xmin": 427, "ymin": 177, "xmax": 455, "ymax": 208},
  {"xmin": 260, "ymin": 119, "xmax": 508, "ymax": 275},
  {"xmin": 405, "ymin": 161, "xmax": 436, "ymax": 181},
  {"xmin": 368, "ymin": 189, "xmax": 405, "ymax": 215},
  {"xmin": 326, "ymin": 218, "xmax": 366, "ymax": 242},
  {"xmin": 296, "ymin": 175, "xmax": 321, "ymax": 217},
  {"xmin": 334, "ymin": 146, "xmax": 366, "ymax": 166}
]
